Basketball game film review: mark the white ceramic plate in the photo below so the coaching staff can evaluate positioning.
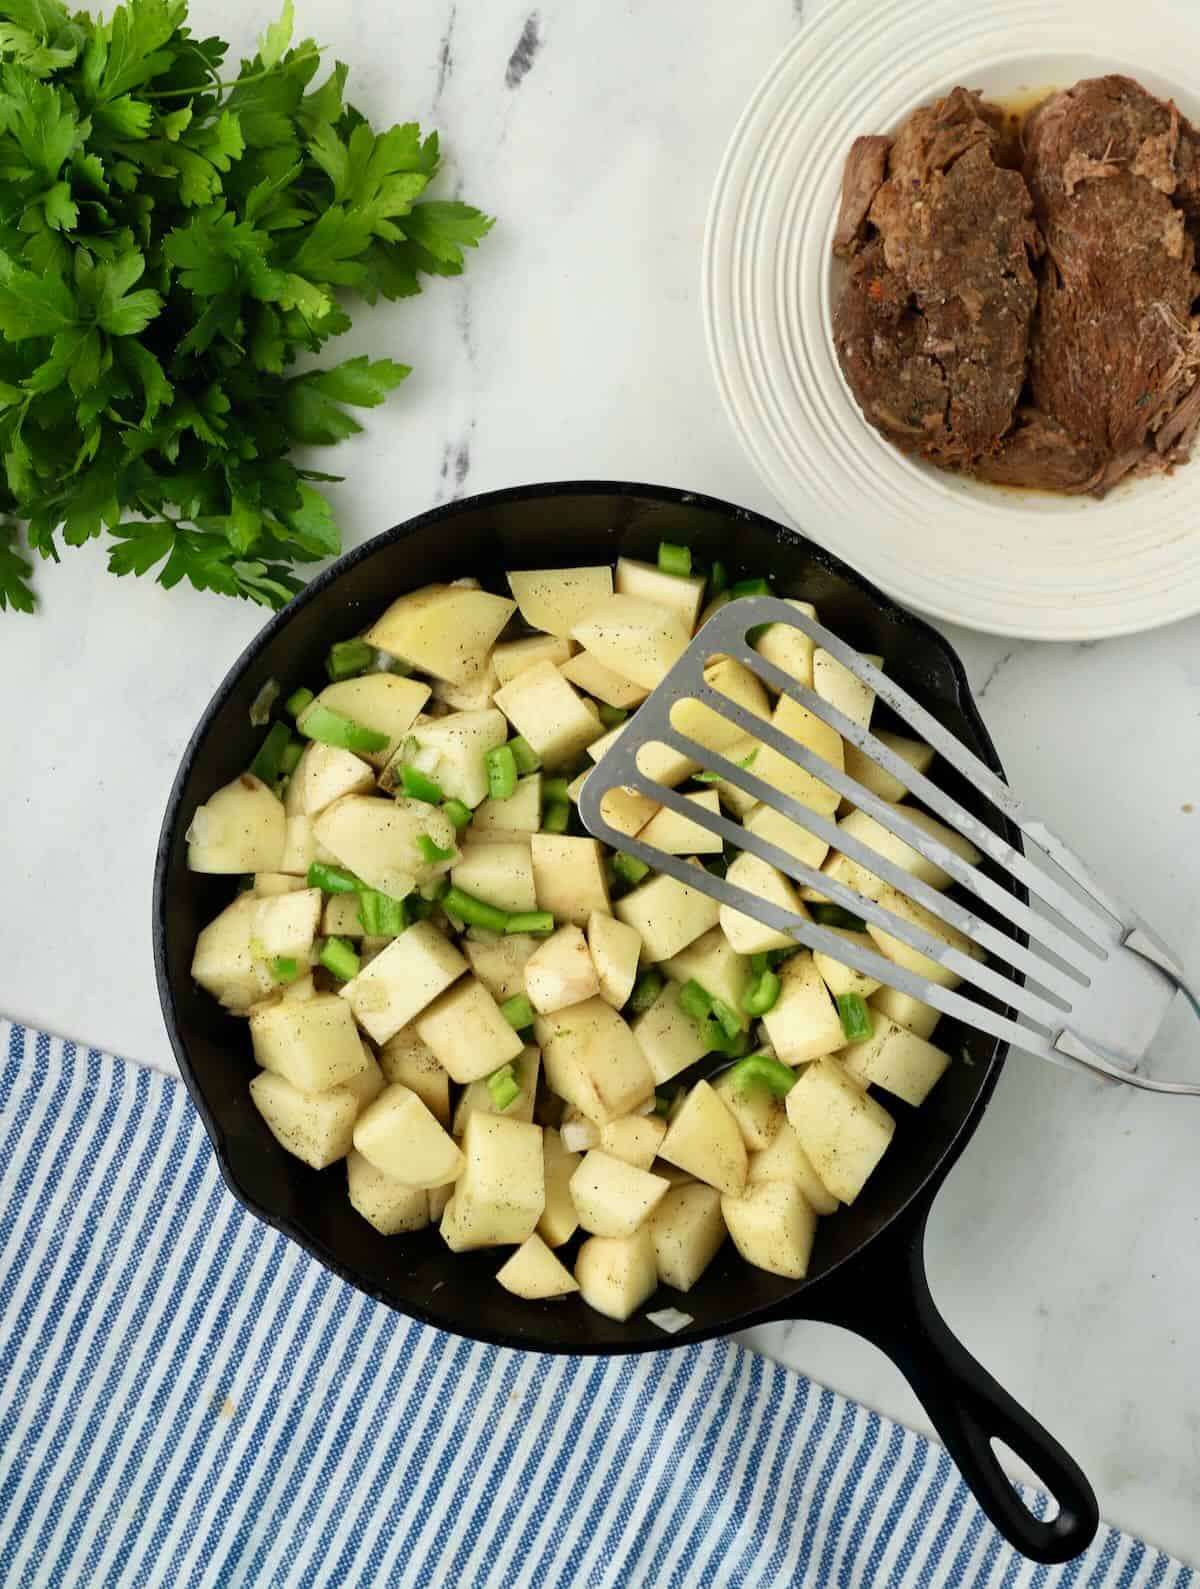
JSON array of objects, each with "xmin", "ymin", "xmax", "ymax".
[{"xmin": 703, "ymin": 0, "xmax": 1200, "ymax": 640}]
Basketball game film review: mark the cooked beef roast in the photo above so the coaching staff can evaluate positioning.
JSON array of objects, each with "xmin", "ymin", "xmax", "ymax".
[
  {"xmin": 1021, "ymin": 76, "xmax": 1200, "ymax": 490},
  {"xmin": 832, "ymin": 89, "xmax": 1040, "ymax": 468},
  {"xmin": 832, "ymin": 76, "xmax": 1200, "ymax": 495}
]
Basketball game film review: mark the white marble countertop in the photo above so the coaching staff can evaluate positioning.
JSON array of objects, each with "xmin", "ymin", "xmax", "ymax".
[{"xmin": 2, "ymin": 0, "xmax": 1199, "ymax": 1566}]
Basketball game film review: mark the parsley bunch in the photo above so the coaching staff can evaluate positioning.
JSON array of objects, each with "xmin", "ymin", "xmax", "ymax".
[{"xmin": 0, "ymin": 0, "xmax": 492, "ymax": 614}]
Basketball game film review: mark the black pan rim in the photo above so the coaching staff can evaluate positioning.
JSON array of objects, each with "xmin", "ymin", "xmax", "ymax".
[{"xmin": 153, "ymin": 478, "xmax": 1014, "ymax": 1356}]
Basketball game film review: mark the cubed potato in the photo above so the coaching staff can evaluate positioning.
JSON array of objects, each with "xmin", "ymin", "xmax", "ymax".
[
  {"xmin": 284, "ymin": 744, "xmax": 372, "ymax": 821},
  {"xmin": 493, "ymin": 632, "xmax": 573, "ymax": 685},
  {"xmin": 385, "ymin": 708, "xmax": 509, "ymax": 809},
  {"xmin": 587, "ymin": 721, "xmax": 697, "ymax": 790},
  {"xmin": 415, "ymin": 975, "xmax": 524, "ymax": 1084},
  {"xmin": 365, "ymin": 583, "xmax": 516, "ymax": 683},
  {"xmin": 753, "ymin": 599, "xmax": 818, "ymax": 688},
  {"xmin": 615, "ymin": 555, "xmax": 706, "ymax": 629},
  {"xmin": 658, "ymin": 1080, "xmax": 747, "ymax": 1197},
  {"xmin": 530, "ymin": 834, "xmax": 611, "ymax": 925},
  {"xmin": 721, "ymin": 1181, "xmax": 817, "ymax": 1279},
  {"xmin": 766, "ymin": 695, "xmax": 845, "ymax": 817},
  {"xmin": 282, "ymin": 974, "xmax": 316, "ymax": 1003},
  {"xmin": 187, "ymin": 774, "xmax": 285, "ymax": 873},
  {"xmin": 569, "ymin": 1150, "xmax": 670, "ymax": 1237},
  {"xmin": 539, "ymin": 1127, "xmax": 582, "ymax": 1247},
  {"xmin": 587, "ymin": 911, "xmax": 642, "ymax": 1008},
  {"xmin": 378, "ymin": 1026, "xmax": 451, "ymax": 1126},
  {"xmin": 452, "ymin": 1046, "xmax": 540, "ymax": 1135},
  {"xmin": 432, "ymin": 657, "xmax": 499, "ymax": 712},
  {"xmin": 535, "ymin": 997, "xmax": 655, "ymax": 1124},
  {"xmin": 870, "ymin": 985, "xmax": 941, "ymax": 1041},
  {"xmin": 720, "ymin": 852, "xmax": 807, "ymax": 956},
  {"xmin": 812, "ymin": 648, "xmax": 877, "ymax": 732},
  {"xmin": 649, "ymin": 1183, "xmax": 726, "ymax": 1292},
  {"xmin": 652, "ymin": 1159, "xmax": 697, "ymax": 1187},
  {"xmin": 661, "ymin": 929, "xmax": 751, "ymax": 1032},
  {"xmin": 866, "ymin": 885, "xmax": 981, "ymax": 989},
  {"xmin": 192, "ymin": 895, "xmax": 269, "ymax": 1013},
  {"xmin": 353, "ymin": 1083, "xmax": 465, "ymax": 1188},
  {"xmin": 442, "ymin": 1113, "xmax": 545, "ymax": 1249},
  {"xmin": 711, "ymin": 735, "xmax": 763, "ymax": 819},
  {"xmin": 599, "ymin": 1114, "xmax": 668, "ymax": 1172},
  {"xmin": 822, "ymin": 807, "xmax": 982, "ymax": 902},
  {"xmin": 524, "ymin": 925, "xmax": 600, "ymax": 1014},
  {"xmin": 250, "ymin": 994, "xmax": 367, "ymax": 1092},
  {"xmin": 280, "ymin": 813, "xmax": 316, "ymax": 876},
  {"xmin": 748, "ymin": 1121, "xmax": 839, "ymax": 1215},
  {"xmin": 762, "ymin": 952, "xmax": 845, "ymax": 1066},
  {"xmin": 631, "ymin": 982, "xmax": 711, "ymax": 1085},
  {"xmin": 713, "ymin": 1070, "xmax": 783, "ymax": 1152},
  {"xmin": 471, "ymin": 774, "xmax": 542, "ymax": 838},
  {"xmin": 306, "ymin": 674, "xmax": 431, "ymax": 769},
  {"xmin": 497, "ymin": 1234, "xmax": 579, "ymax": 1300},
  {"xmin": 252, "ymin": 888, "xmax": 322, "ymax": 962},
  {"xmin": 493, "ymin": 661, "xmax": 603, "ymax": 770},
  {"xmin": 615, "ymin": 867, "xmax": 721, "ymax": 963},
  {"xmin": 451, "ymin": 841, "xmax": 537, "ymax": 914},
  {"xmin": 463, "ymin": 932, "xmax": 541, "ymax": 1001},
  {"xmin": 813, "ymin": 926, "xmax": 881, "ymax": 1001},
  {"xmin": 743, "ymin": 802, "xmax": 830, "ymax": 875},
  {"xmin": 559, "ymin": 650, "xmax": 647, "ymax": 708},
  {"xmin": 346, "ymin": 1149, "xmax": 431, "ymax": 1234},
  {"xmin": 570, "ymin": 769, "xmax": 661, "ymax": 839},
  {"xmin": 571, "ymin": 594, "xmax": 691, "ymax": 692},
  {"xmin": 668, "ymin": 657, "xmax": 771, "ymax": 757},
  {"xmin": 254, "ymin": 872, "xmax": 307, "ymax": 896},
  {"xmin": 508, "ymin": 565, "xmax": 613, "ymax": 639},
  {"xmin": 637, "ymin": 791, "xmax": 723, "ymax": 855},
  {"xmin": 314, "ymin": 795, "xmax": 453, "ymax": 899},
  {"xmin": 339, "ymin": 1046, "xmax": 386, "ymax": 1111},
  {"xmin": 786, "ymin": 1058, "xmax": 895, "ymax": 1203},
  {"xmin": 844, "ymin": 730, "xmax": 936, "ymax": 805},
  {"xmin": 840, "ymin": 1015, "xmax": 950, "ymax": 1106},
  {"xmin": 574, "ymin": 1226, "xmax": 658, "ymax": 1321},
  {"xmin": 250, "ymin": 1070, "xmax": 357, "ymax": 1169},
  {"xmin": 322, "ymin": 892, "xmax": 366, "ymax": 938},
  {"xmin": 338, "ymin": 920, "xmax": 467, "ymax": 1044}
]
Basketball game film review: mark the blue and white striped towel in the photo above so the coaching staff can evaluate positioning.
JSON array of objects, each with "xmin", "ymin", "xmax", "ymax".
[{"xmin": 0, "ymin": 1019, "xmax": 1193, "ymax": 1589}]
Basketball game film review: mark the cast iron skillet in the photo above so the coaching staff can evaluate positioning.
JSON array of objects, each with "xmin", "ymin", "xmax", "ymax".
[{"xmin": 154, "ymin": 482, "xmax": 1099, "ymax": 1565}]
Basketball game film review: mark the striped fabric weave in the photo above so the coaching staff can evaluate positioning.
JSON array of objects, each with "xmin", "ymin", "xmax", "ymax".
[{"xmin": 0, "ymin": 1020, "xmax": 1193, "ymax": 1589}]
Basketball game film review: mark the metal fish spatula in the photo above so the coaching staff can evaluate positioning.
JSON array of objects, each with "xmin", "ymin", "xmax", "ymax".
[{"xmin": 578, "ymin": 597, "xmax": 1200, "ymax": 1095}]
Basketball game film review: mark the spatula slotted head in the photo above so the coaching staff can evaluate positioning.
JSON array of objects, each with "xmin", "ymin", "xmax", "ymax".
[{"xmin": 579, "ymin": 597, "xmax": 1189, "ymax": 1090}]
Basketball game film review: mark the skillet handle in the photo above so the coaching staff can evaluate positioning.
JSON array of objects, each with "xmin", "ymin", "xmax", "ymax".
[{"xmin": 797, "ymin": 1201, "xmax": 1098, "ymax": 1565}]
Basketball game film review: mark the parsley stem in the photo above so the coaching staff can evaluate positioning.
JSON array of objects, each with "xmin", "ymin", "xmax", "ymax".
[{"xmin": 139, "ymin": 48, "xmax": 324, "ymax": 99}]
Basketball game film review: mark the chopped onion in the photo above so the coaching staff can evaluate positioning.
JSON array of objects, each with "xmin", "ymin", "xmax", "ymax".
[
  {"xmin": 410, "ymin": 744, "xmax": 443, "ymax": 777},
  {"xmin": 560, "ymin": 1115, "xmax": 599, "ymax": 1153},
  {"xmin": 647, "ymin": 1308, "xmax": 693, "ymax": 1335},
  {"xmin": 249, "ymin": 678, "xmax": 280, "ymax": 726}
]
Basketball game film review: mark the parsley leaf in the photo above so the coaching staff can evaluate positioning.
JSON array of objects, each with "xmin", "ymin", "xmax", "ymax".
[
  {"xmin": 0, "ymin": 519, "xmax": 35, "ymax": 612},
  {"xmin": 0, "ymin": 0, "xmax": 492, "ymax": 615}
]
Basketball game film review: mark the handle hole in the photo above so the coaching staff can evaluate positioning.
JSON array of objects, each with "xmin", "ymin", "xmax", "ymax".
[{"xmin": 990, "ymin": 1439, "xmax": 1060, "ymax": 1521}]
